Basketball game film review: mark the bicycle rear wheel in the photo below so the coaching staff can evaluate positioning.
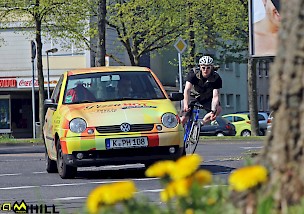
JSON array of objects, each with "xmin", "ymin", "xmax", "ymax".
[{"xmin": 185, "ymin": 121, "xmax": 201, "ymax": 155}]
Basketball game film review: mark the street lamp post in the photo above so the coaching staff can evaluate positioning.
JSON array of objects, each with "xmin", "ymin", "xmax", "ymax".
[{"xmin": 46, "ymin": 48, "xmax": 58, "ymax": 98}]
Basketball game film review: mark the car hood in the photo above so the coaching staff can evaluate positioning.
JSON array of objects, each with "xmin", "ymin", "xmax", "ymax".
[{"xmin": 59, "ymin": 99, "xmax": 178, "ymax": 126}]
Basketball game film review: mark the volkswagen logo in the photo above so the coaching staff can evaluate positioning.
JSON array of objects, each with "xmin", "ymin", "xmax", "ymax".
[{"xmin": 120, "ymin": 123, "xmax": 131, "ymax": 132}]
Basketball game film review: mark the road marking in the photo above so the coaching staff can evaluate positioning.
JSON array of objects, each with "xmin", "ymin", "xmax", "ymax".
[
  {"xmin": 240, "ymin": 146, "xmax": 263, "ymax": 149},
  {"xmin": 0, "ymin": 173, "xmax": 22, "ymax": 177},
  {"xmin": 54, "ymin": 196, "xmax": 86, "ymax": 201},
  {"xmin": 43, "ymin": 183, "xmax": 88, "ymax": 187},
  {"xmin": 137, "ymin": 189, "xmax": 163, "ymax": 193},
  {"xmin": 0, "ymin": 186, "xmax": 38, "ymax": 190}
]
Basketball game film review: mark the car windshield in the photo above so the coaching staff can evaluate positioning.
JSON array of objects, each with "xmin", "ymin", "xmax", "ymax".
[{"xmin": 63, "ymin": 71, "xmax": 166, "ymax": 104}]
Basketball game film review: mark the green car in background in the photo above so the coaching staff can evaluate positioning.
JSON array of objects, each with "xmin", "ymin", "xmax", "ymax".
[{"xmin": 222, "ymin": 114, "xmax": 252, "ymax": 136}]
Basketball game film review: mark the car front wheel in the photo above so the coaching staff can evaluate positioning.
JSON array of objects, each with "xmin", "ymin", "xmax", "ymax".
[
  {"xmin": 241, "ymin": 130, "xmax": 251, "ymax": 137},
  {"xmin": 56, "ymin": 139, "xmax": 77, "ymax": 179}
]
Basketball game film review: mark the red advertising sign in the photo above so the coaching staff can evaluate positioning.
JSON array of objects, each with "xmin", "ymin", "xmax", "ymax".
[{"xmin": 0, "ymin": 79, "xmax": 17, "ymax": 88}]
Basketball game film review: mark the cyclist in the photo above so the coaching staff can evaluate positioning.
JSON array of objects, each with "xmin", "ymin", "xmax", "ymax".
[{"xmin": 181, "ymin": 55, "xmax": 222, "ymax": 125}]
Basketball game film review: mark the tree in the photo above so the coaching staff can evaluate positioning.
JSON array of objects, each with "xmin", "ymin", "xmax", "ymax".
[
  {"xmin": 105, "ymin": 0, "xmax": 248, "ymax": 67},
  {"xmin": 0, "ymin": 0, "xmax": 90, "ymax": 138},
  {"xmin": 96, "ymin": 0, "xmax": 106, "ymax": 66},
  {"xmin": 257, "ymin": 0, "xmax": 304, "ymax": 209},
  {"xmin": 179, "ymin": 0, "xmax": 248, "ymax": 66},
  {"xmin": 106, "ymin": 0, "xmax": 184, "ymax": 65}
]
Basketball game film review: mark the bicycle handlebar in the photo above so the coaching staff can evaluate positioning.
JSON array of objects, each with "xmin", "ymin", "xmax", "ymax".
[{"xmin": 189, "ymin": 103, "xmax": 211, "ymax": 112}]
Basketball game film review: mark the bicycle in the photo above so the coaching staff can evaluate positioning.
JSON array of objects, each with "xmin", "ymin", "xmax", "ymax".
[{"xmin": 183, "ymin": 102, "xmax": 210, "ymax": 155}]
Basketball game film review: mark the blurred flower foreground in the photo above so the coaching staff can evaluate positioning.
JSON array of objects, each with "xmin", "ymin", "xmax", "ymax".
[{"xmin": 83, "ymin": 154, "xmax": 300, "ymax": 214}]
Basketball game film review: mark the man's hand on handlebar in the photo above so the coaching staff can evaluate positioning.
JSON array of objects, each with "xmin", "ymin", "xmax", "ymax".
[{"xmin": 183, "ymin": 103, "xmax": 190, "ymax": 112}]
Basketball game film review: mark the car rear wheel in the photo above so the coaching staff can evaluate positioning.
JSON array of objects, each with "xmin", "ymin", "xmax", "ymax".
[
  {"xmin": 45, "ymin": 150, "xmax": 57, "ymax": 173},
  {"xmin": 216, "ymin": 132, "xmax": 224, "ymax": 137},
  {"xmin": 241, "ymin": 130, "xmax": 251, "ymax": 137},
  {"xmin": 56, "ymin": 139, "xmax": 77, "ymax": 179}
]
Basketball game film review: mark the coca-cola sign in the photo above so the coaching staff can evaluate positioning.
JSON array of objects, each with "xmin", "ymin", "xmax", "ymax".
[{"xmin": 16, "ymin": 77, "xmax": 59, "ymax": 88}]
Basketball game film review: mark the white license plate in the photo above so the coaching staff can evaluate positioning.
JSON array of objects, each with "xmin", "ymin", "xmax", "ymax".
[{"xmin": 106, "ymin": 137, "xmax": 148, "ymax": 149}]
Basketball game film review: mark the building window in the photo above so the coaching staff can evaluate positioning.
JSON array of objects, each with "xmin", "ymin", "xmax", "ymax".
[
  {"xmin": 235, "ymin": 63, "xmax": 240, "ymax": 77},
  {"xmin": 266, "ymin": 95, "xmax": 270, "ymax": 111},
  {"xmin": 259, "ymin": 95, "xmax": 264, "ymax": 111},
  {"xmin": 225, "ymin": 62, "xmax": 232, "ymax": 71},
  {"xmin": 236, "ymin": 94, "xmax": 240, "ymax": 112},
  {"xmin": 220, "ymin": 94, "xmax": 225, "ymax": 107},
  {"xmin": 265, "ymin": 61, "xmax": 269, "ymax": 77},
  {"xmin": 226, "ymin": 94, "xmax": 233, "ymax": 107},
  {"xmin": 258, "ymin": 61, "xmax": 263, "ymax": 78}
]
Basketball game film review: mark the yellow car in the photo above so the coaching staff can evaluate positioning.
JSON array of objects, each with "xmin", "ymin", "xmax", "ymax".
[
  {"xmin": 43, "ymin": 66, "xmax": 184, "ymax": 179},
  {"xmin": 222, "ymin": 114, "xmax": 252, "ymax": 136}
]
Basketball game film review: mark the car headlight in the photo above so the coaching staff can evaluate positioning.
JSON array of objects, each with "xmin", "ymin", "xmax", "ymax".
[
  {"xmin": 161, "ymin": 113, "xmax": 178, "ymax": 128},
  {"xmin": 69, "ymin": 118, "xmax": 87, "ymax": 133}
]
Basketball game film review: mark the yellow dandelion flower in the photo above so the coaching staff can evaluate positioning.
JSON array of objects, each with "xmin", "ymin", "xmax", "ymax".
[
  {"xmin": 160, "ymin": 189, "xmax": 170, "ymax": 202},
  {"xmin": 111, "ymin": 181, "xmax": 137, "ymax": 201},
  {"xmin": 193, "ymin": 170, "xmax": 212, "ymax": 185},
  {"xmin": 185, "ymin": 208, "xmax": 194, "ymax": 214},
  {"xmin": 170, "ymin": 154, "xmax": 202, "ymax": 180},
  {"xmin": 167, "ymin": 178, "xmax": 192, "ymax": 197},
  {"xmin": 229, "ymin": 165, "xmax": 268, "ymax": 192},
  {"xmin": 145, "ymin": 160, "xmax": 175, "ymax": 178},
  {"xmin": 86, "ymin": 181, "xmax": 136, "ymax": 213}
]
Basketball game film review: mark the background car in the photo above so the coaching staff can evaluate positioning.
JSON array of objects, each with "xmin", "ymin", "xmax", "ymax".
[
  {"xmin": 222, "ymin": 113, "xmax": 252, "ymax": 136},
  {"xmin": 199, "ymin": 116, "xmax": 236, "ymax": 137},
  {"xmin": 235, "ymin": 111, "xmax": 270, "ymax": 135}
]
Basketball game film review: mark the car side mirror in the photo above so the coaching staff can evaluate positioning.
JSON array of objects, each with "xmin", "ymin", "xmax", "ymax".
[
  {"xmin": 44, "ymin": 98, "xmax": 58, "ymax": 109},
  {"xmin": 169, "ymin": 92, "xmax": 184, "ymax": 101}
]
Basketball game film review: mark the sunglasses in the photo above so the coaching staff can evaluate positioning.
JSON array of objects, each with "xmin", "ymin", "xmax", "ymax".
[{"xmin": 201, "ymin": 66, "xmax": 212, "ymax": 70}]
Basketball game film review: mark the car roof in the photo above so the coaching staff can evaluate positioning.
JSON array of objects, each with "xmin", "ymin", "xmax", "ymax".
[
  {"xmin": 66, "ymin": 66, "xmax": 151, "ymax": 76},
  {"xmin": 222, "ymin": 113, "xmax": 249, "ymax": 119}
]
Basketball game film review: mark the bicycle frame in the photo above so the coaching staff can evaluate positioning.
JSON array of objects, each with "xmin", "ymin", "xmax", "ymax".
[
  {"xmin": 183, "ymin": 102, "xmax": 211, "ymax": 155},
  {"xmin": 183, "ymin": 107, "xmax": 201, "ymax": 143}
]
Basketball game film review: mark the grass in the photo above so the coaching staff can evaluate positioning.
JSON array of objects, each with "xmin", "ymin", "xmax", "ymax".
[
  {"xmin": 200, "ymin": 135, "xmax": 267, "ymax": 141},
  {"xmin": 0, "ymin": 135, "xmax": 43, "ymax": 144}
]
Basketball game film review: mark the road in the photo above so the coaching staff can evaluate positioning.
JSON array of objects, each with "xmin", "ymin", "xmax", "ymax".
[{"xmin": 0, "ymin": 140, "xmax": 264, "ymax": 213}]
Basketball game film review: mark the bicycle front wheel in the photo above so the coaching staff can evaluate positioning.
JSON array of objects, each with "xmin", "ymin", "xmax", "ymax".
[{"xmin": 185, "ymin": 121, "xmax": 201, "ymax": 155}]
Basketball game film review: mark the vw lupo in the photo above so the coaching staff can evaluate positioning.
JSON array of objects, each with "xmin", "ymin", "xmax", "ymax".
[{"xmin": 43, "ymin": 66, "xmax": 184, "ymax": 178}]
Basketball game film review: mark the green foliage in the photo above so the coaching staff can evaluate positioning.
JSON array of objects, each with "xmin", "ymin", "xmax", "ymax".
[
  {"xmin": 106, "ymin": 0, "xmax": 183, "ymax": 65},
  {"xmin": 103, "ymin": 0, "xmax": 248, "ymax": 66}
]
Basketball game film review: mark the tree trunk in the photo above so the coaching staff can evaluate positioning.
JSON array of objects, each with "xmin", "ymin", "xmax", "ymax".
[
  {"xmin": 96, "ymin": 0, "xmax": 106, "ymax": 66},
  {"xmin": 248, "ymin": 57, "xmax": 259, "ymax": 136},
  {"xmin": 35, "ymin": 6, "xmax": 45, "ymax": 139},
  {"xmin": 259, "ymin": 0, "xmax": 304, "ymax": 209}
]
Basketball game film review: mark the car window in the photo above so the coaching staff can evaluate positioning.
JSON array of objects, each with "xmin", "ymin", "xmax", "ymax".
[
  {"xmin": 235, "ymin": 116, "xmax": 245, "ymax": 122},
  {"xmin": 223, "ymin": 116, "xmax": 233, "ymax": 122},
  {"xmin": 51, "ymin": 74, "xmax": 64, "ymax": 103},
  {"xmin": 247, "ymin": 114, "xmax": 266, "ymax": 121},
  {"xmin": 63, "ymin": 71, "xmax": 166, "ymax": 104}
]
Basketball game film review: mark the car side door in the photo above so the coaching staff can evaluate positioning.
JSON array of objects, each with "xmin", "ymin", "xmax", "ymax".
[{"xmin": 44, "ymin": 75, "xmax": 64, "ymax": 158}]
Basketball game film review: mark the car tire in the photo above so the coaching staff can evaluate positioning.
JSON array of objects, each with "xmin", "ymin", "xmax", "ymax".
[
  {"xmin": 45, "ymin": 150, "xmax": 57, "ymax": 173},
  {"xmin": 56, "ymin": 139, "xmax": 77, "ymax": 179},
  {"xmin": 216, "ymin": 132, "xmax": 224, "ymax": 137},
  {"xmin": 241, "ymin": 130, "xmax": 251, "ymax": 137}
]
